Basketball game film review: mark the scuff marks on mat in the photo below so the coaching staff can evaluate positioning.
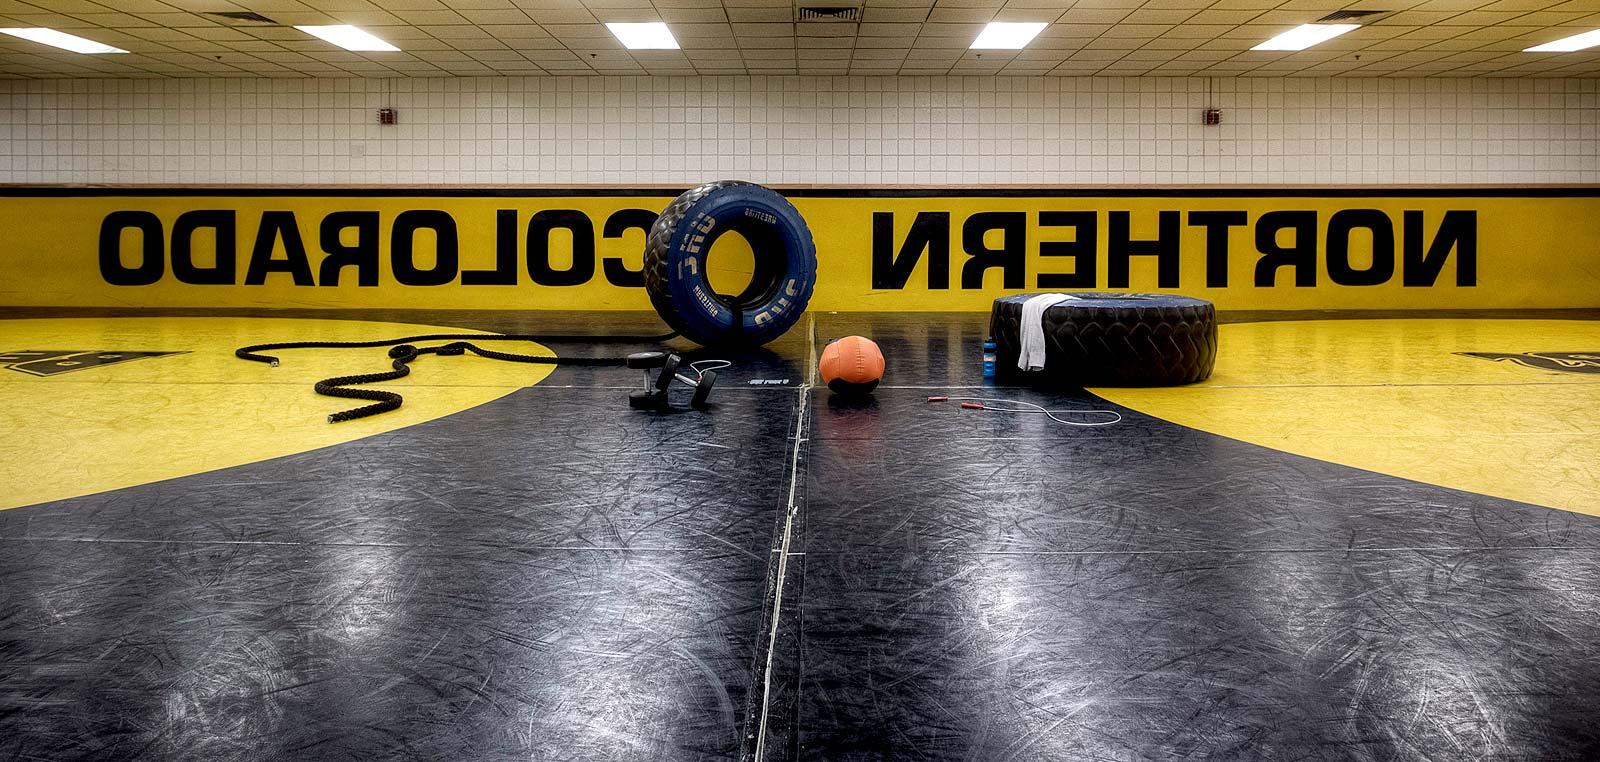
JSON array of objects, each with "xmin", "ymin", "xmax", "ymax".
[{"xmin": 0, "ymin": 385, "xmax": 802, "ymax": 761}]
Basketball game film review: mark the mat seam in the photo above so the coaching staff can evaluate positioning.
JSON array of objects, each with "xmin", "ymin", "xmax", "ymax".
[{"xmin": 751, "ymin": 314, "xmax": 815, "ymax": 761}]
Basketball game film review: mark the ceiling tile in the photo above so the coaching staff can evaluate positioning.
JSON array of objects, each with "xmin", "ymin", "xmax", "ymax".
[{"xmin": 0, "ymin": 0, "xmax": 1593, "ymax": 78}]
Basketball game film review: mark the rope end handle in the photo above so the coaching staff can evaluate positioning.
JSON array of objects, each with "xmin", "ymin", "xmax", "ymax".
[{"xmin": 235, "ymin": 347, "xmax": 281, "ymax": 366}]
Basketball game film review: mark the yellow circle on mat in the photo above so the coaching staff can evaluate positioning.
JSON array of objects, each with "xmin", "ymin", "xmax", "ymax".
[
  {"xmin": 1091, "ymin": 319, "xmax": 1600, "ymax": 516},
  {"xmin": 0, "ymin": 317, "xmax": 554, "ymax": 511}
]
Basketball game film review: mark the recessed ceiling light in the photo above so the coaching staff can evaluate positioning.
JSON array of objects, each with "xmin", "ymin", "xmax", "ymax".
[
  {"xmin": 1524, "ymin": 28, "xmax": 1600, "ymax": 52},
  {"xmin": 295, "ymin": 25, "xmax": 399, "ymax": 52},
  {"xmin": 606, "ymin": 22, "xmax": 679, "ymax": 50},
  {"xmin": 1251, "ymin": 23, "xmax": 1359, "ymax": 51},
  {"xmin": 0, "ymin": 28, "xmax": 126, "ymax": 54},
  {"xmin": 971, "ymin": 22, "xmax": 1048, "ymax": 50}
]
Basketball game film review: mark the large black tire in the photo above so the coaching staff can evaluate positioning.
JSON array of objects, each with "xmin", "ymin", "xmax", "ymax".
[
  {"xmin": 990, "ymin": 293, "xmax": 1217, "ymax": 386},
  {"xmin": 644, "ymin": 181, "xmax": 817, "ymax": 347}
]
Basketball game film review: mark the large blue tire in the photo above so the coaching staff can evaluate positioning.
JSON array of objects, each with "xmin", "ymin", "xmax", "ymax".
[
  {"xmin": 644, "ymin": 181, "xmax": 817, "ymax": 347},
  {"xmin": 990, "ymin": 293, "xmax": 1217, "ymax": 386}
]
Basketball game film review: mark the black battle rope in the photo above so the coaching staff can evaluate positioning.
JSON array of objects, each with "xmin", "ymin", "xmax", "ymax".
[
  {"xmin": 236, "ymin": 330, "xmax": 679, "ymax": 423},
  {"xmin": 236, "ymin": 331, "xmax": 678, "ymax": 367}
]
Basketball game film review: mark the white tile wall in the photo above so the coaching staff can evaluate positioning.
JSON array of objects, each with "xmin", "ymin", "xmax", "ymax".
[{"xmin": 1, "ymin": 76, "xmax": 1597, "ymax": 186}]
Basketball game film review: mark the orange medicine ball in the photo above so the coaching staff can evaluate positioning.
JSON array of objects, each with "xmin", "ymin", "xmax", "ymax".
[{"xmin": 819, "ymin": 335, "xmax": 885, "ymax": 395}]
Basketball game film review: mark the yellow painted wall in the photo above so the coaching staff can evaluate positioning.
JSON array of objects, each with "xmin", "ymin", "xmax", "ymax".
[{"xmin": 2, "ymin": 189, "xmax": 1596, "ymax": 311}]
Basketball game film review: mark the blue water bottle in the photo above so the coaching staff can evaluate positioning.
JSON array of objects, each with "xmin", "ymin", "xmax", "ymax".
[{"xmin": 982, "ymin": 337, "xmax": 997, "ymax": 381}]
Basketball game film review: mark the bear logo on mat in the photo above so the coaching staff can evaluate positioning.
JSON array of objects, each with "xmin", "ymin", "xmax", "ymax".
[
  {"xmin": 0, "ymin": 350, "xmax": 181, "ymax": 377},
  {"xmin": 1457, "ymin": 351, "xmax": 1600, "ymax": 375}
]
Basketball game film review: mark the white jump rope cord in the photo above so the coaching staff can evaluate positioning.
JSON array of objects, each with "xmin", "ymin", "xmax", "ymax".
[
  {"xmin": 689, "ymin": 359, "xmax": 732, "ymax": 382},
  {"xmin": 941, "ymin": 396, "xmax": 1122, "ymax": 427}
]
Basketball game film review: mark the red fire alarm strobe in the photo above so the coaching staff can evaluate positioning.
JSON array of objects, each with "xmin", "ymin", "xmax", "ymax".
[
  {"xmin": 378, "ymin": 108, "xmax": 397, "ymax": 125},
  {"xmin": 1202, "ymin": 108, "xmax": 1221, "ymax": 126}
]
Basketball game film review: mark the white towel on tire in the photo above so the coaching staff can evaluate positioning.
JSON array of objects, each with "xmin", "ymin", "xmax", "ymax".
[{"xmin": 1019, "ymin": 293, "xmax": 1077, "ymax": 371}]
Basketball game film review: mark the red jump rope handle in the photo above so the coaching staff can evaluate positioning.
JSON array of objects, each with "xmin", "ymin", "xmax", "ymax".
[{"xmin": 960, "ymin": 402, "xmax": 985, "ymax": 410}]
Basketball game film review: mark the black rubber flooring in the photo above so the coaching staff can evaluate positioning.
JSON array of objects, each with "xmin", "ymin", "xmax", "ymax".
[{"xmin": 3, "ymin": 309, "xmax": 1600, "ymax": 761}]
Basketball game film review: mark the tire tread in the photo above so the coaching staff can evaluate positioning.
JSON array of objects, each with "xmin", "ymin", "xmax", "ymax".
[
  {"xmin": 643, "ymin": 180, "xmax": 752, "ymax": 342},
  {"xmin": 990, "ymin": 294, "xmax": 1218, "ymax": 386}
]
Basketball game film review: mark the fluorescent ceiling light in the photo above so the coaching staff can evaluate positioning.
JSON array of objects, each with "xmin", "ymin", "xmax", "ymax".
[
  {"xmin": 606, "ymin": 22, "xmax": 679, "ymax": 50},
  {"xmin": 1251, "ymin": 23, "xmax": 1359, "ymax": 51},
  {"xmin": 295, "ymin": 25, "xmax": 399, "ymax": 52},
  {"xmin": 1524, "ymin": 29, "xmax": 1600, "ymax": 52},
  {"xmin": 971, "ymin": 22, "xmax": 1048, "ymax": 50},
  {"xmin": 0, "ymin": 28, "xmax": 126, "ymax": 54}
]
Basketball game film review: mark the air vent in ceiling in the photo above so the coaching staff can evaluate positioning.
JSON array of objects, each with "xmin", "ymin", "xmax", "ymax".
[
  {"xmin": 1315, "ymin": 9, "xmax": 1387, "ymax": 22},
  {"xmin": 205, "ymin": 11, "xmax": 278, "ymax": 25},
  {"xmin": 798, "ymin": 7, "xmax": 862, "ymax": 22}
]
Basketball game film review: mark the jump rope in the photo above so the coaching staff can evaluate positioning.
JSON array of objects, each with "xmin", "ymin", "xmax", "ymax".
[{"xmin": 925, "ymin": 396, "xmax": 1122, "ymax": 427}]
